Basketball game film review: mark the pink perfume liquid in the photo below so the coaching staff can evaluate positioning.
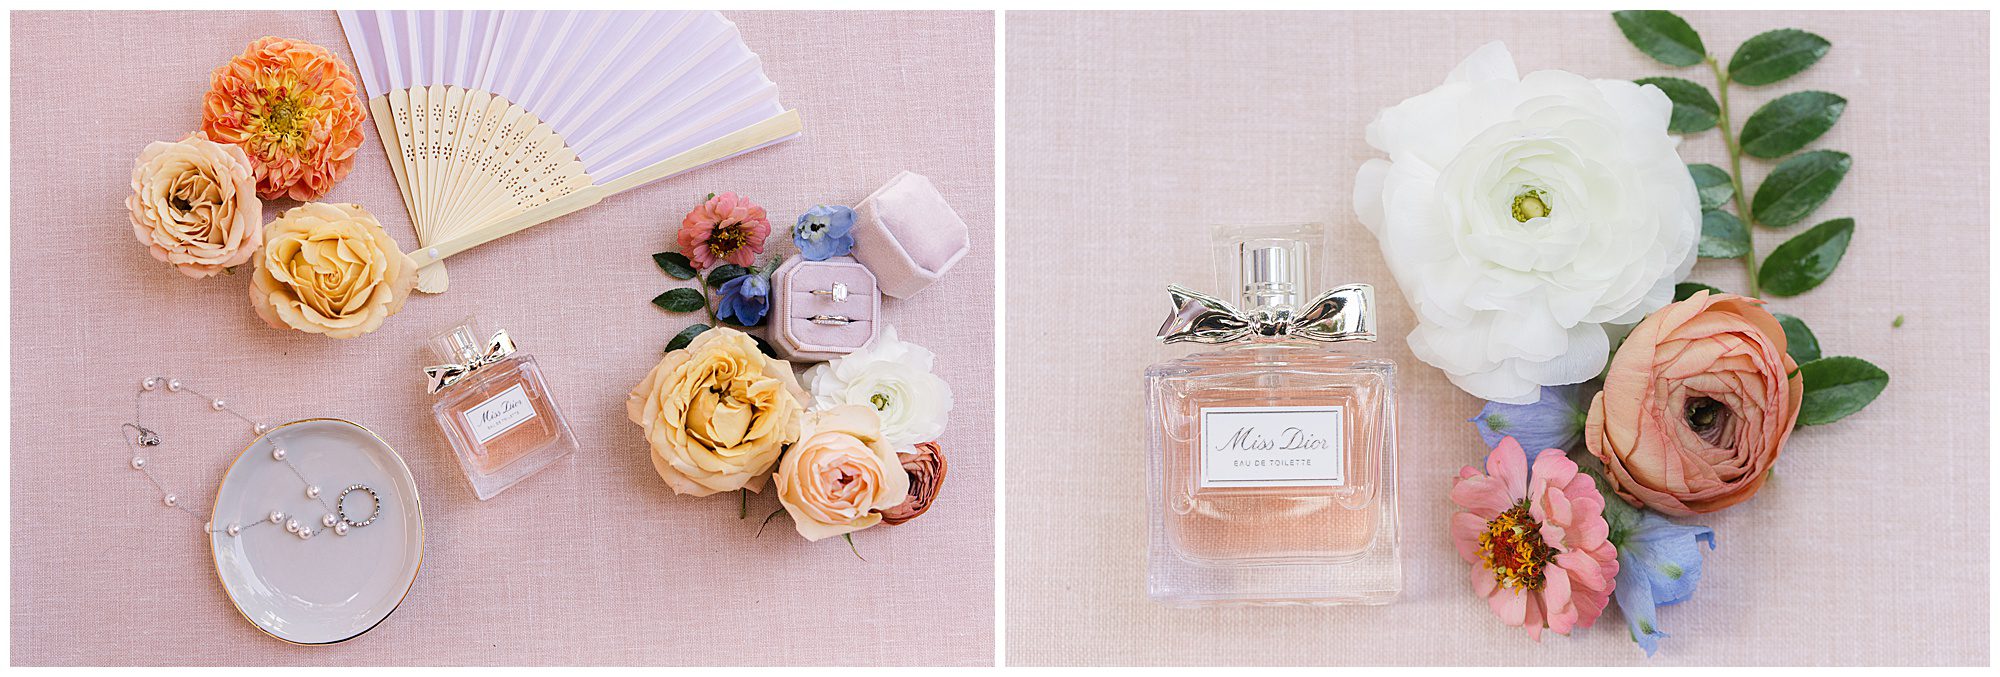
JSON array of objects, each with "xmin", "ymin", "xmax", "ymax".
[{"xmin": 428, "ymin": 318, "xmax": 578, "ymax": 500}]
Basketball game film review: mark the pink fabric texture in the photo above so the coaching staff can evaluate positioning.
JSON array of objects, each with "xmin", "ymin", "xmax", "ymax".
[
  {"xmin": 1005, "ymin": 10, "xmax": 1987, "ymax": 666},
  {"xmin": 10, "ymin": 10, "xmax": 994, "ymax": 666},
  {"xmin": 770, "ymin": 255, "xmax": 882, "ymax": 361},
  {"xmin": 852, "ymin": 170, "xmax": 971, "ymax": 298}
]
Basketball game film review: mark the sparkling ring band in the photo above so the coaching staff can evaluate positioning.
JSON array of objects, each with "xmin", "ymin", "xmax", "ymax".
[
  {"xmin": 808, "ymin": 314, "xmax": 856, "ymax": 326},
  {"xmin": 810, "ymin": 282, "xmax": 850, "ymax": 303},
  {"xmin": 337, "ymin": 484, "xmax": 381, "ymax": 528}
]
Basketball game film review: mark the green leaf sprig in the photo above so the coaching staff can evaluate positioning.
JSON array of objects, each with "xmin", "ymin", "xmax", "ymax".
[{"xmin": 1616, "ymin": 11, "xmax": 1885, "ymax": 426}]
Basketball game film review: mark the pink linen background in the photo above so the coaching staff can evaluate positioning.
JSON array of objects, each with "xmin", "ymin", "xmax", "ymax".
[
  {"xmin": 1004, "ymin": 11, "xmax": 1988, "ymax": 666},
  {"xmin": 9, "ymin": 11, "xmax": 994, "ymax": 666}
]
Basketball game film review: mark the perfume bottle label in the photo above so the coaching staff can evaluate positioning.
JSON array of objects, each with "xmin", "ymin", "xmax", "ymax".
[
  {"xmin": 466, "ymin": 383, "xmax": 538, "ymax": 444},
  {"xmin": 1197, "ymin": 405, "xmax": 1346, "ymax": 488}
]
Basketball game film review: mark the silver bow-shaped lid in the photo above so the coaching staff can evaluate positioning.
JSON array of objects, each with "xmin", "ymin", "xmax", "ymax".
[
  {"xmin": 424, "ymin": 328, "xmax": 517, "ymax": 393},
  {"xmin": 1157, "ymin": 283, "xmax": 1376, "ymax": 344}
]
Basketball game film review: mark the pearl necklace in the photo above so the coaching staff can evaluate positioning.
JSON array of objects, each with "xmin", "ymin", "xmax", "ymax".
[{"xmin": 121, "ymin": 376, "xmax": 379, "ymax": 540}]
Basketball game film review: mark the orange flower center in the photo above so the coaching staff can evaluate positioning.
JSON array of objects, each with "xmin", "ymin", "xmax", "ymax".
[{"xmin": 1479, "ymin": 501, "xmax": 1553, "ymax": 591}]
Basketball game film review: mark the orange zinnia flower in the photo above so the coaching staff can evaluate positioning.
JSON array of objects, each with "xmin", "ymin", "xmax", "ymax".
[{"xmin": 201, "ymin": 36, "xmax": 367, "ymax": 201}]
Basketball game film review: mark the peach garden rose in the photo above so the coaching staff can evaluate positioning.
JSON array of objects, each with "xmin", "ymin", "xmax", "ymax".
[
  {"xmin": 248, "ymin": 202, "xmax": 416, "ymax": 339},
  {"xmin": 773, "ymin": 405, "xmax": 910, "ymax": 541},
  {"xmin": 1584, "ymin": 291, "xmax": 1803, "ymax": 516},
  {"xmin": 126, "ymin": 132, "xmax": 261, "ymax": 278},
  {"xmin": 627, "ymin": 327, "xmax": 806, "ymax": 496}
]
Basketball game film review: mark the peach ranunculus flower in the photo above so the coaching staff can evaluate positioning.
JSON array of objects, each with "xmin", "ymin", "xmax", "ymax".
[
  {"xmin": 880, "ymin": 440, "xmax": 947, "ymax": 526},
  {"xmin": 627, "ymin": 327, "xmax": 807, "ymax": 496},
  {"xmin": 1584, "ymin": 291, "xmax": 1802, "ymax": 516},
  {"xmin": 126, "ymin": 132, "xmax": 262, "ymax": 278},
  {"xmin": 1450, "ymin": 437, "xmax": 1619, "ymax": 640},
  {"xmin": 202, "ymin": 36, "xmax": 367, "ymax": 201},
  {"xmin": 773, "ymin": 405, "xmax": 911, "ymax": 541},
  {"xmin": 248, "ymin": 203, "xmax": 416, "ymax": 339}
]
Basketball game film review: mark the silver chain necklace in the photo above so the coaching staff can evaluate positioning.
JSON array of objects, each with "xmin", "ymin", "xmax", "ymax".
[{"xmin": 121, "ymin": 376, "xmax": 380, "ymax": 540}]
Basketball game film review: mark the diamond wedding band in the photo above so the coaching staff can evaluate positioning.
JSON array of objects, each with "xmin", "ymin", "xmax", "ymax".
[{"xmin": 808, "ymin": 314, "xmax": 856, "ymax": 326}]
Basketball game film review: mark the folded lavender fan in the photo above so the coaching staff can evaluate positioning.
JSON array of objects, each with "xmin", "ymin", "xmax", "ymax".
[{"xmin": 338, "ymin": 10, "xmax": 801, "ymax": 292}]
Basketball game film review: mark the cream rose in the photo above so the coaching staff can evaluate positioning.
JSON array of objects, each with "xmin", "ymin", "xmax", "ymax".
[
  {"xmin": 773, "ymin": 405, "xmax": 910, "ymax": 541},
  {"xmin": 627, "ymin": 327, "xmax": 807, "ymax": 496},
  {"xmin": 248, "ymin": 202, "xmax": 416, "ymax": 339},
  {"xmin": 1354, "ymin": 41, "xmax": 1700, "ymax": 404},
  {"xmin": 126, "ymin": 132, "xmax": 262, "ymax": 278}
]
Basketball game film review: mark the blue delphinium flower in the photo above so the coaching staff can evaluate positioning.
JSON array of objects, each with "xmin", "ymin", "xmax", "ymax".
[
  {"xmin": 715, "ymin": 273, "xmax": 770, "ymax": 326},
  {"xmin": 1585, "ymin": 463, "xmax": 1716, "ymax": 657},
  {"xmin": 1469, "ymin": 383, "xmax": 1592, "ymax": 464},
  {"xmin": 793, "ymin": 205, "xmax": 856, "ymax": 261}
]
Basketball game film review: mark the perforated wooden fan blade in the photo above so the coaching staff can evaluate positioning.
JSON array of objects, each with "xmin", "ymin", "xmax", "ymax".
[
  {"xmin": 339, "ymin": 10, "xmax": 802, "ymax": 293},
  {"xmin": 376, "ymin": 86, "xmax": 593, "ymax": 292}
]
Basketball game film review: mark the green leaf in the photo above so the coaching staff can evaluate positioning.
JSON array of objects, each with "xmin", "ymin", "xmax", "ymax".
[
  {"xmin": 651, "ymin": 287, "xmax": 706, "ymax": 313},
  {"xmin": 1636, "ymin": 77, "xmax": 1719, "ymax": 133},
  {"xmin": 706, "ymin": 264, "xmax": 751, "ymax": 287},
  {"xmin": 1771, "ymin": 313, "xmax": 1821, "ymax": 363},
  {"xmin": 652, "ymin": 252, "xmax": 696, "ymax": 280},
  {"xmin": 1892, "ymin": 314, "xmax": 1905, "ymax": 328},
  {"xmin": 1758, "ymin": 217, "xmax": 1853, "ymax": 296},
  {"xmin": 1751, "ymin": 150, "xmax": 1850, "ymax": 227},
  {"xmin": 1698, "ymin": 209, "xmax": 1751, "ymax": 259},
  {"xmin": 1613, "ymin": 10, "xmax": 1707, "ymax": 67},
  {"xmin": 1674, "ymin": 282, "xmax": 1725, "ymax": 302},
  {"xmin": 1728, "ymin": 28, "xmax": 1832, "ymax": 86},
  {"xmin": 665, "ymin": 323, "xmax": 710, "ymax": 352},
  {"xmin": 1689, "ymin": 163, "xmax": 1734, "ymax": 210},
  {"xmin": 1797, "ymin": 356, "xmax": 1888, "ymax": 425},
  {"xmin": 1739, "ymin": 91, "xmax": 1846, "ymax": 158}
]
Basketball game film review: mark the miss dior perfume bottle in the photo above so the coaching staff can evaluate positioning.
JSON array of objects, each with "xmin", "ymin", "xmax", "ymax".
[
  {"xmin": 1144, "ymin": 223, "xmax": 1401, "ymax": 606},
  {"xmin": 425, "ymin": 316, "xmax": 577, "ymax": 500}
]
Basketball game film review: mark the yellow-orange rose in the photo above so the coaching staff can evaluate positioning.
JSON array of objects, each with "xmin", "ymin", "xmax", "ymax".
[
  {"xmin": 248, "ymin": 203, "xmax": 416, "ymax": 339},
  {"xmin": 773, "ymin": 405, "xmax": 911, "ymax": 541},
  {"xmin": 1584, "ymin": 291, "xmax": 1802, "ymax": 515},
  {"xmin": 126, "ymin": 133, "xmax": 262, "ymax": 278},
  {"xmin": 627, "ymin": 327, "xmax": 806, "ymax": 496}
]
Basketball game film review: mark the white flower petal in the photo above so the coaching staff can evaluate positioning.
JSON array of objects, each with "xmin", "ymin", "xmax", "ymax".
[{"xmin": 1353, "ymin": 41, "xmax": 1702, "ymax": 403}]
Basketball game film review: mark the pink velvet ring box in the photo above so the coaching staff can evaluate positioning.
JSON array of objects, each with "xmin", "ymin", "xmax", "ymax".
[
  {"xmin": 852, "ymin": 170, "xmax": 971, "ymax": 298},
  {"xmin": 768, "ymin": 255, "xmax": 882, "ymax": 361}
]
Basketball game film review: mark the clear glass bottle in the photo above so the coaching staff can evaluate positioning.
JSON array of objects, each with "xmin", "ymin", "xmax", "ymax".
[
  {"xmin": 427, "ymin": 316, "xmax": 577, "ymax": 500},
  {"xmin": 1145, "ymin": 224, "xmax": 1401, "ymax": 606}
]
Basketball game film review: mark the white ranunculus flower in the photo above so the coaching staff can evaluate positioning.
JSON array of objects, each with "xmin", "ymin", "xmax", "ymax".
[
  {"xmin": 1353, "ymin": 41, "xmax": 1700, "ymax": 405},
  {"xmin": 803, "ymin": 325, "xmax": 953, "ymax": 450}
]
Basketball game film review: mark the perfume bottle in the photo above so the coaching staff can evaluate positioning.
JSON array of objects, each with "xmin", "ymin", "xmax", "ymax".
[
  {"xmin": 1144, "ymin": 223, "xmax": 1401, "ymax": 606},
  {"xmin": 426, "ymin": 316, "xmax": 577, "ymax": 500}
]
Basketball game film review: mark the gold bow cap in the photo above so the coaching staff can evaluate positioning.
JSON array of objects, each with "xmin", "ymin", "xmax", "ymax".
[
  {"xmin": 424, "ymin": 329, "xmax": 516, "ymax": 393},
  {"xmin": 1157, "ymin": 283, "xmax": 1375, "ymax": 345}
]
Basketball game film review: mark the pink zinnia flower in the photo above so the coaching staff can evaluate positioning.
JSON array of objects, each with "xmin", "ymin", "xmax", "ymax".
[
  {"xmin": 1450, "ymin": 437, "xmax": 1618, "ymax": 640},
  {"xmin": 678, "ymin": 192, "xmax": 771, "ymax": 269}
]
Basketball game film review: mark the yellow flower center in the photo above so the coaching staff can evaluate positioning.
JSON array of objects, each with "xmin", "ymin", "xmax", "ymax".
[
  {"xmin": 709, "ymin": 221, "xmax": 751, "ymax": 259},
  {"xmin": 1511, "ymin": 189, "xmax": 1552, "ymax": 222},
  {"xmin": 1478, "ymin": 500, "xmax": 1554, "ymax": 591}
]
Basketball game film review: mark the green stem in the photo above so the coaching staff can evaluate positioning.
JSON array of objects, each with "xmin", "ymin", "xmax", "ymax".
[
  {"xmin": 1708, "ymin": 57, "xmax": 1761, "ymax": 298},
  {"xmin": 698, "ymin": 275, "xmax": 718, "ymax": 325}
]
